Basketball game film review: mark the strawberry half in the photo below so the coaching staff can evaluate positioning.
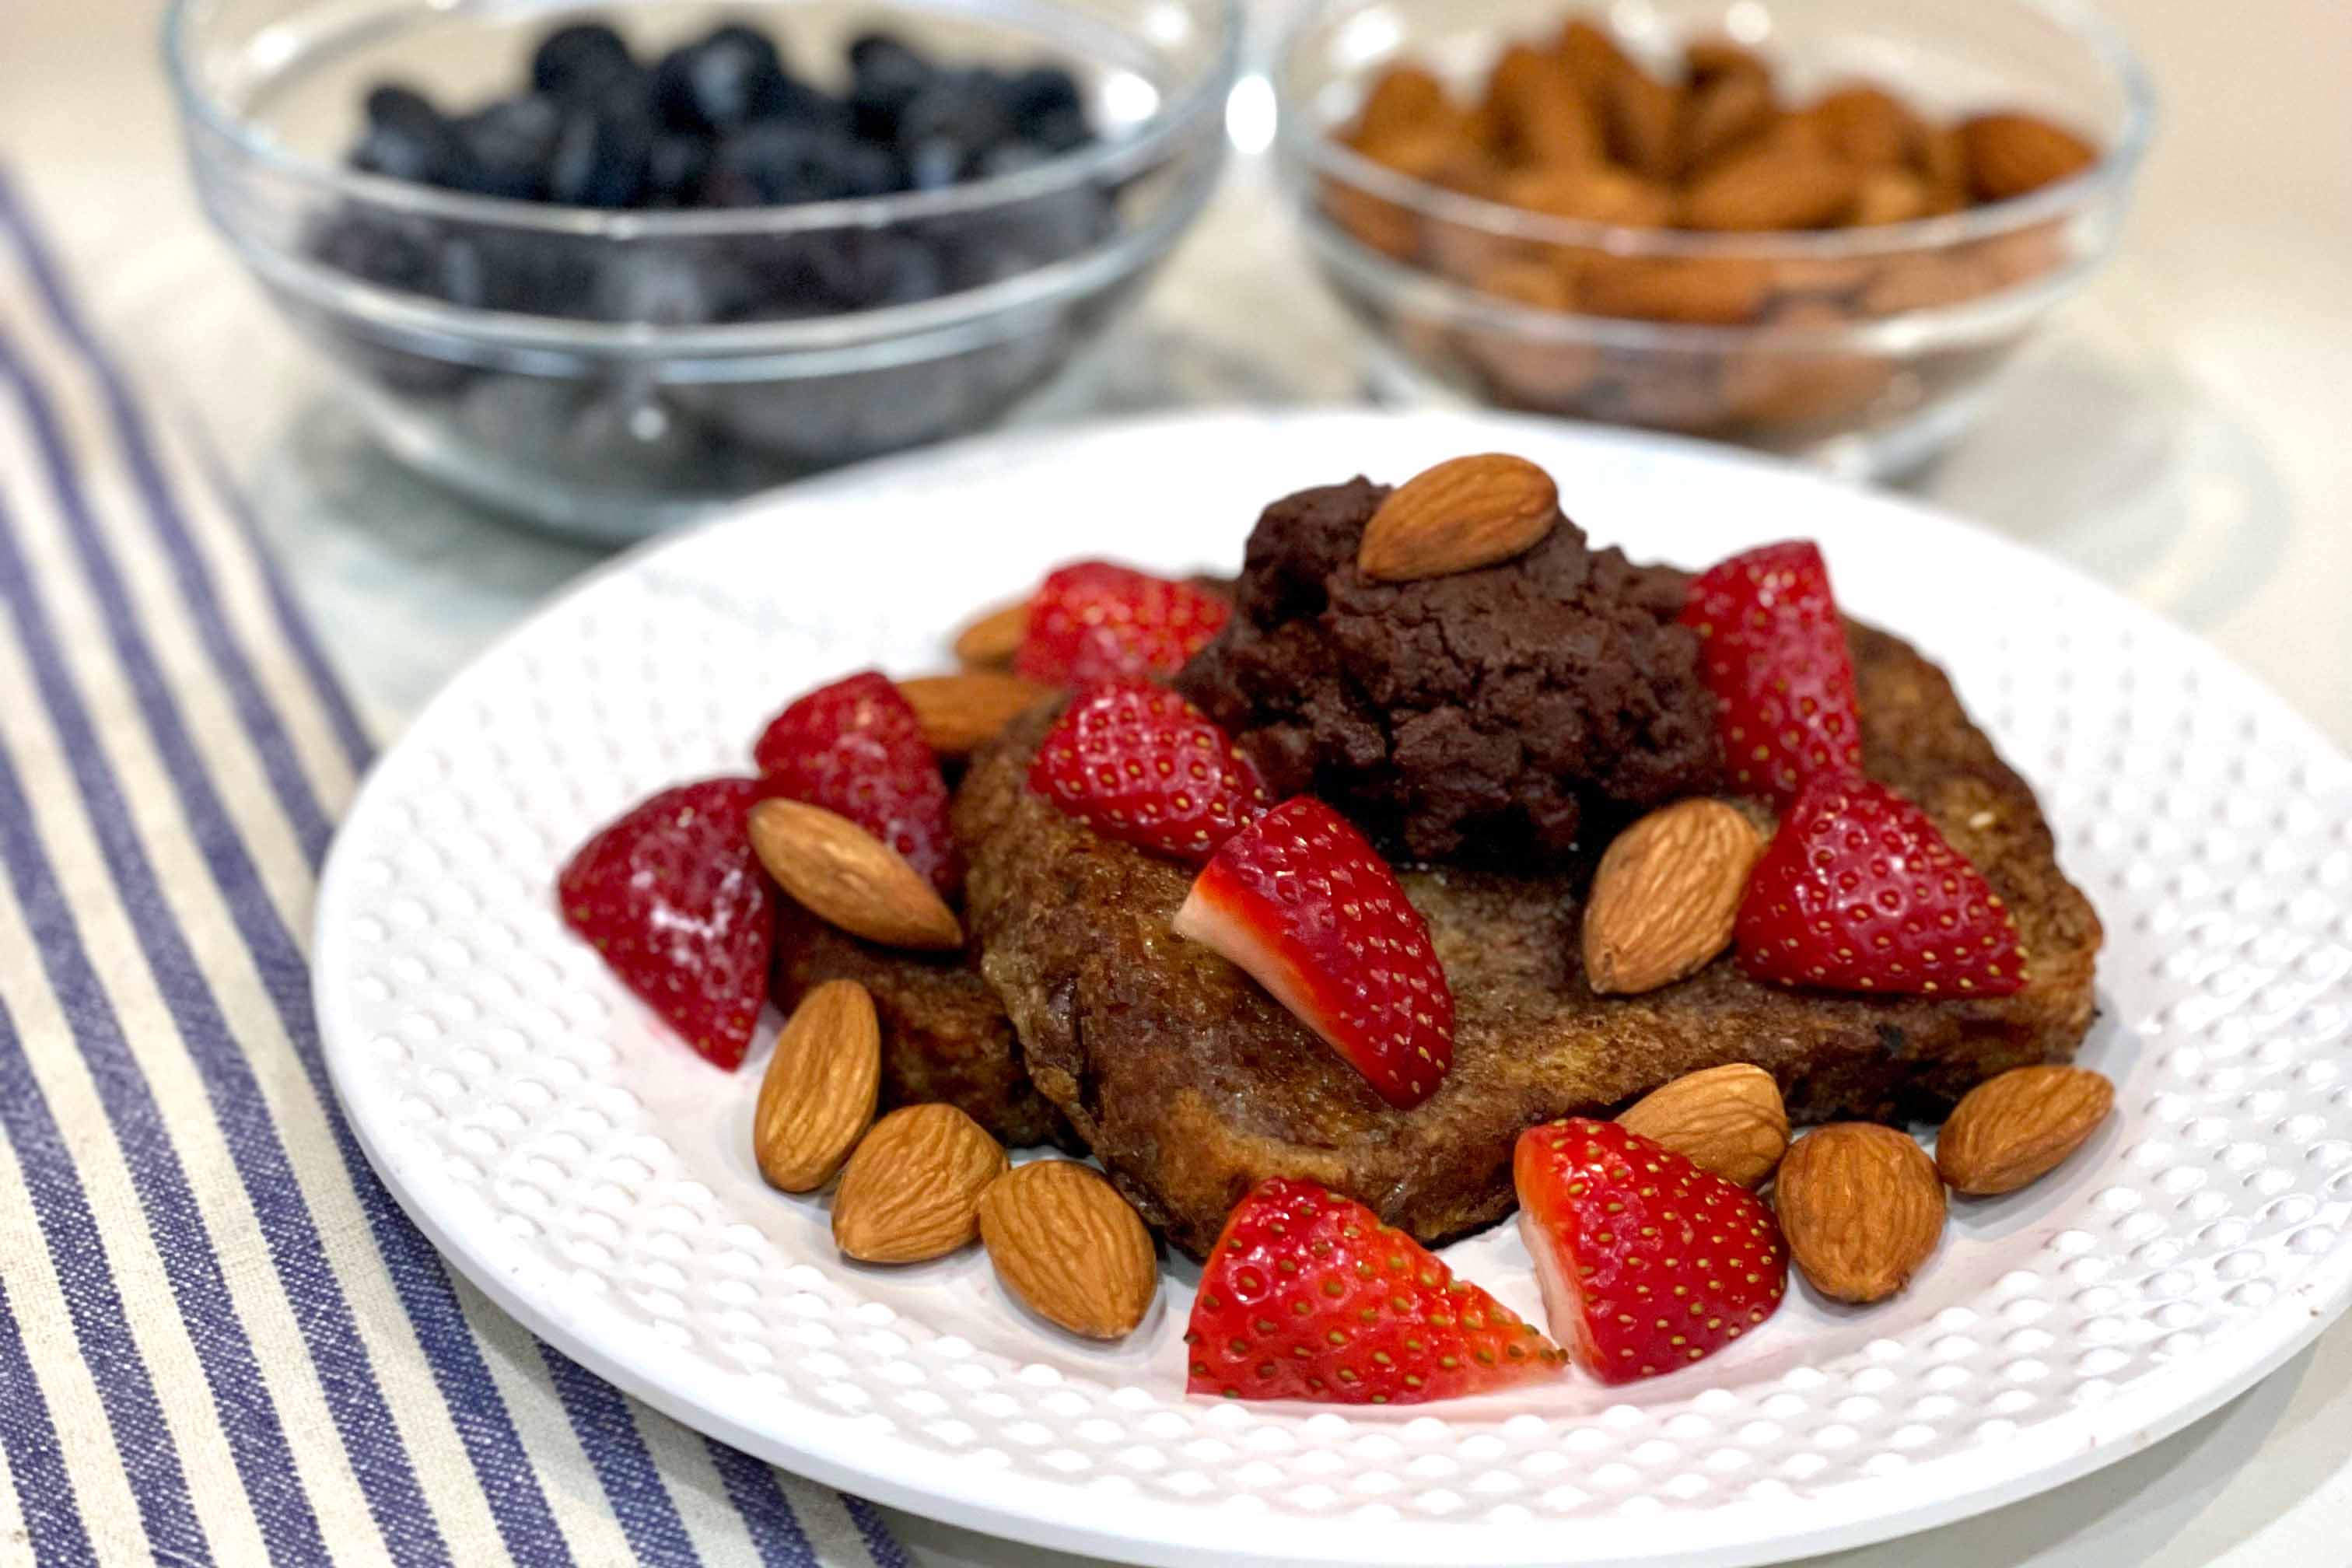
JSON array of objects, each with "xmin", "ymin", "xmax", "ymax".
[
  {"xmin": 1027, "ymin": 679, "xmax": 1268, "ymax": 863},
  {"xmin": 1186, "ymin": 1178, "xmax": 1565, "ymax": 1403},
  {"xmin": 1514, "ymin": 1118, "xmax": 1787, "ymax": 1385},
  {"xmin": 558, "ymin": 777, "xmax": 776, "ymax": 1070},
  {"xmin": 753, "ymin": 670, "xmax": 957, "ymax": 892},
  {"xmin": 1678, "ymin": 541, "xmax": 1864, "ymax": 802},
  {"xmin": 1014, "ymin": 562, "xmax": 1230, "ymax": 686},
  {"xmin": 1172, "ymin": 797, "xmax": 1454, "ymax": 1110},
  {"xmin": 1737, "ymin": 774, "xmax": 2025, "ymax": 996}
]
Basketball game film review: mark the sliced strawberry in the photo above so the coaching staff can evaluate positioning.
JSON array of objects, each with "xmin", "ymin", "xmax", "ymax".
[
  {"xmin": 753, "ymin": 670, "xmax": 957, "ymax": 892},
  {"xmin": 1027, "ymin": 679, "xmax": 1268, "ymax": 863},
  {"xmin": 1014, "ymin": 562, "xmax": 1230, "ymax": 686},
  {"xmin": 1736, "ymin": 774, "xmax": 2025, "ymax": 996},
  {"xmin": 1678, "ymin": 541, "xmax": 1864, "ymax": 802},
  {"xmin": 1514, "ymin": 1118, "xmax": 1787, "ymax": 1385},
  {"xmin": 558, "ymin": 777, "xmax": 775, "ymax": 1070},
  {"xmin": 1186, "ymin": 1178, "xmax": 1565, "ymax": 1403},
  {"xmin": 1172, "ymin": 797, "xmax": 1454, "ymax": 1110}
]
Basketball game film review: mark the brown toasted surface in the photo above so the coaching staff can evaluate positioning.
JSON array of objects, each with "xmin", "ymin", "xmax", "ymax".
[
  {"xmin": 771, "ymin": 901, "xmax": 1069, "ymax": 1150},
  {"xmin": 957, "ymin": 622, "xmax": 2102, "ymax": 1259}
]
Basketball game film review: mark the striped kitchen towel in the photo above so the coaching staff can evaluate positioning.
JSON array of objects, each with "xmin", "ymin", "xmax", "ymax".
[{"xmin": 0, "ymin": 170, "xmax": 910, "ymax": 1567}]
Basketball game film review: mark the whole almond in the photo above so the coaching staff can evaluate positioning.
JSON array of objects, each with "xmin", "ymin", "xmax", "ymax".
[
  {"xmin": 952, "ymin": 599, "xmax": 1031, "ymax": 669},
  {"xmin": 978, "ymin": 1160, "xmax": 1158, "ymax": 1339},
  {"xmin": 1360, "ymin": 454, "xmax": 1561, "ymax": 582},
  {"xmin": 1852, "ymin": 169, "xmax": 1932, "ymax": 226},
  {"xmin": 1583, "ymin": 800, "xmax": 1764, "ymax": 994},
  {"xmin": 898, "ymin": 672, "xmax": 1055, "ymax": 757},
  {"xmin": 1936, "ymin": 1065, "xmax": 2113, "ymax": 1195},
  {"xmin": 1487, "ymin": 44, "xmax": 1601, "ymax": 167},
  {"xmin": 1618, "ymin": 1064, "xmax": 1790, "ymax": 1187},
  {"xmin": 1580, "ymin": 255, "xmax": 1773, "ymax": 326},
  {"xmin": 832, "ymin": 1103, "xmax": 1008, "ymax": 1263},
  {"xmin": 1603, "ymin": 62, "xmax": 1682, "ymax": 180},
  {"xmin": 1809, "ymin": 86, "xmax": 1922, "ymax": 169},
  {"xmin": 1683, "ymin": 145, "xmax": 1861, "ymax": 231},
  {"xmin": 1959, "ymin": 112, "xmax": 2096, "ymax": 202},
  {"xmin": 1353, "ymin": 65, "xmax": 1451, "ymax": 144},
  {"xmin": 747, "ymin": 799, "xmax": 961, "ymax": 951},
  {"xmin": 1684, "ymin": 37, "xmax": 1769, "ymax": 90},
  {"xmin": 753, "ymin": 980, "xmax": 880, "ymax": 1192},
  {"xmin": 1500, "ymin": 166, "xmax": 1675, "ymax": 228},
  {"xmin": 1680, "ymin": 72, "xmax": 1775, "ymax": 177},
  {"xmin": 1775, "ymin": 1124, "xmax": 1946, "ymax": 1304}
]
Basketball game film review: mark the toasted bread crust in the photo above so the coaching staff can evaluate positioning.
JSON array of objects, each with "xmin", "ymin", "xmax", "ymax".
[
  {"xmin": 957, "ymin": 622, "xmax": 2102, "ymax": 1258},
  {"xmin": 771, "ymin": 901, "xmax": 1069, "ymax": 1150}
]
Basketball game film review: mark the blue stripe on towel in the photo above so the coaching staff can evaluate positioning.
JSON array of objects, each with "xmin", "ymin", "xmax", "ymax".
[
  {"xmin": 0, "ymin": 173, "xmax": 341, "ymax": 863},
  {"xmin": 705, "ymin": 1438, "xmax": 821, "ymax": 1568},
  {"xmin": 0, "ymin": 372, "xmax": 418, "ymax": 1566},
  {"xmin": 0, "ymin": 992, "xmax": 193, "ymax": 1567},
  {"xmin": 0, "ymin": 1269, "xmax": 100, "ymax": 1568},
  {"xmin": 541, "ymin": 1348, "xmax": 704, "ymax": 1567},
  {"xmin": 0, "ymin": 284, "xmax": 583, "ymax": 1568}
]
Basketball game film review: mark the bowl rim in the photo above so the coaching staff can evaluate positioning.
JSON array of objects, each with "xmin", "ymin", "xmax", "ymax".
[
  {"xmin": 1270, "ymin": 0, "xmax": 2158, "ymax": 262},
  {"xmin": 161, "ymin": 0, "xmax": 1243, "ymax": 240}
]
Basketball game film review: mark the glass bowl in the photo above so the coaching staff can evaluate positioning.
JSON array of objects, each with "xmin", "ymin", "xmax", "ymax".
[
  {"xmin": 1272, "ymin": 0, "xmax": 2154, "ymax": 478},
  {"xmin": 167, "ymin": 0, "xmax": 1241, "ymax": 540}
]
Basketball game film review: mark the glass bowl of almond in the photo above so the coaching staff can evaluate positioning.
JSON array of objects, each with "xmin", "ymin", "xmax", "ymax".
[{"xmin": 1272, "ymin": 0, "xmax": 2154, "ymax": 477}]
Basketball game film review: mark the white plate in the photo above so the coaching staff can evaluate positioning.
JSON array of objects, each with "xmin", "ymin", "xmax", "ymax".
[{"xmin": 314, "ymin": 410, "xmax": 2352, "ymax": 1568}]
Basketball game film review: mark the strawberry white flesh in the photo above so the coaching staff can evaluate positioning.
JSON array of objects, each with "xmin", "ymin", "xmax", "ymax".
[{"xmin": 1172, "ymin": 796, "xmax": 1454, "ymax": 1111}]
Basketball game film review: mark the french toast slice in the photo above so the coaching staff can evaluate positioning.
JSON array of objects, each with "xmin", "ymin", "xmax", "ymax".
[{"xmin": 956, "ymin": 622, "xmax": 2102, "ymax": 1259}]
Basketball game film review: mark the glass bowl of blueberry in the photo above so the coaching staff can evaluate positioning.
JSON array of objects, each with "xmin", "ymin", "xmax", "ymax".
[{"xmin": 166, "ymin": 0, "xmax": 1241, "ymax": 538}]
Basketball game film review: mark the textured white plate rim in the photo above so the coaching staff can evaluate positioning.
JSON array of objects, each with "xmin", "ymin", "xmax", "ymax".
[{"xmin": 314, "ymin": 408, "xmax": 2352, "ymax": 1568}]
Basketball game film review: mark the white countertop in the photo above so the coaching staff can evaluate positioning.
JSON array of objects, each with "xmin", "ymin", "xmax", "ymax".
[{"xmin": 5, "ymin": 0, "xmax": 2346, "ymax": 1563}]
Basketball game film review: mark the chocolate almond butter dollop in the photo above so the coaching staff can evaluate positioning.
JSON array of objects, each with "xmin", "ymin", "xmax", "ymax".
[{"xmin": 1175, "ymin": 477, "xmax": 1720, "ymax": 864}]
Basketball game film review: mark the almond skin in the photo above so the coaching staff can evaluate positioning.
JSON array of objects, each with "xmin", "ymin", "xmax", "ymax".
[
  {"xmin": 747, "ymin": 799, "xmax": 961, "ymax": 951},
  {"xmin": 1959, "ymin": 112, "xmax": 2097, "ymax": 202},
  {"xmin": 1359, "ymin": 454, "xmax": 1562, "ymax": 582},
  {"xmin": 1775, "ymin": 1123, "xmax": 1945, "ymax": 1304},
  {"xmin": 1583, "ymin": 800, "xmax": 1764, "ymax": 994},
  {"xmin": 1936, "ymin": 1066, "xmax": 2113, "ymax": 1195},
  {"xmin": 1618, "ymin": 1064, "xmax": 1790, "ymax": 1187},
  {"xmin": 1682, "ymin": 144, "xmax": 1861, "ymax": 231},
  {"xmin": 898, "ymin": 672, "xmax": 1055, "ymax": 758},
  {"xmin": 978, "ymin": 1160, "xmax": 1158, "ymax": 1339},
  {"xmin": 952, "ymin": 599, "xmax": 1031, "ymax": 670},
  {"xmin": 753, "ymin": 980, "xmax": 880, "ymax": 1192},
  {"xmin": 1579, "ymin": 254, "xmax": 1773, "ymax": 326},
  {"xmin": 832, "ymin": 1104, "xmax": 1008, "ymax": 1263}
]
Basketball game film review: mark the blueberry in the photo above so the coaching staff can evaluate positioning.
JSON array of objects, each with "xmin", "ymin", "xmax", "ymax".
[
  {"xmin": 352, "ymin": 84, "xmax": 474, "ymax": 187},
  {"xmin": 646, "ymin": 132, "xmax": 713, "ymax": 205},
  {"xmin": 310, "ymin": 207, "xmax": 444, "ymax": 293},
  {"xmin": 902, "ymin": 137, "xmax": 965, "ymax": 191},
  {"xmin": 474, "ymin": 232, "xmax": 598, "ymax": 315},
  {"xmin": 651, "ymin": 25, "xmax": 787, "ymax": 135},
  {"xmin": 455, "ymin": 94, "xmax": 561, "ymax": 200},
  {"xmin": 808, "ymin": 230, "xmax": 947, "ymax": 310},
  {"xmin": 1003, "ymin": 67, "xmax": 1083, "ymax": 131},
  {"xmin": 847, "ymin": 32, "xmax": 934, "ymax": 138},
  {"xmin": 436, "ymin": 235, "xmax": 492, "ymax": 308},
  {"xmin": 895, "ymin": 71, "xmax": 1020, "ymax": 179},
  {"xmin": 706, "ymin": 122, "xmax": 899, "ymax": 206},
  {"xmin": 531, "ymin": 23, "xmax": 638, "ymax": 103},
  {"xmin": 548, "ymin": 92, "xmax": 653, "ymax": 208},
  {"xmin": 1025, "ymin": 106, "xmax": 1095, "ymax": 155}
]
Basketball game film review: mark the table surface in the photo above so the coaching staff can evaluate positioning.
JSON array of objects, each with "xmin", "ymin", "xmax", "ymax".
[{"xmin": 5, "ymin": 1, "xmax": 2347, "ymax": 1563}]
